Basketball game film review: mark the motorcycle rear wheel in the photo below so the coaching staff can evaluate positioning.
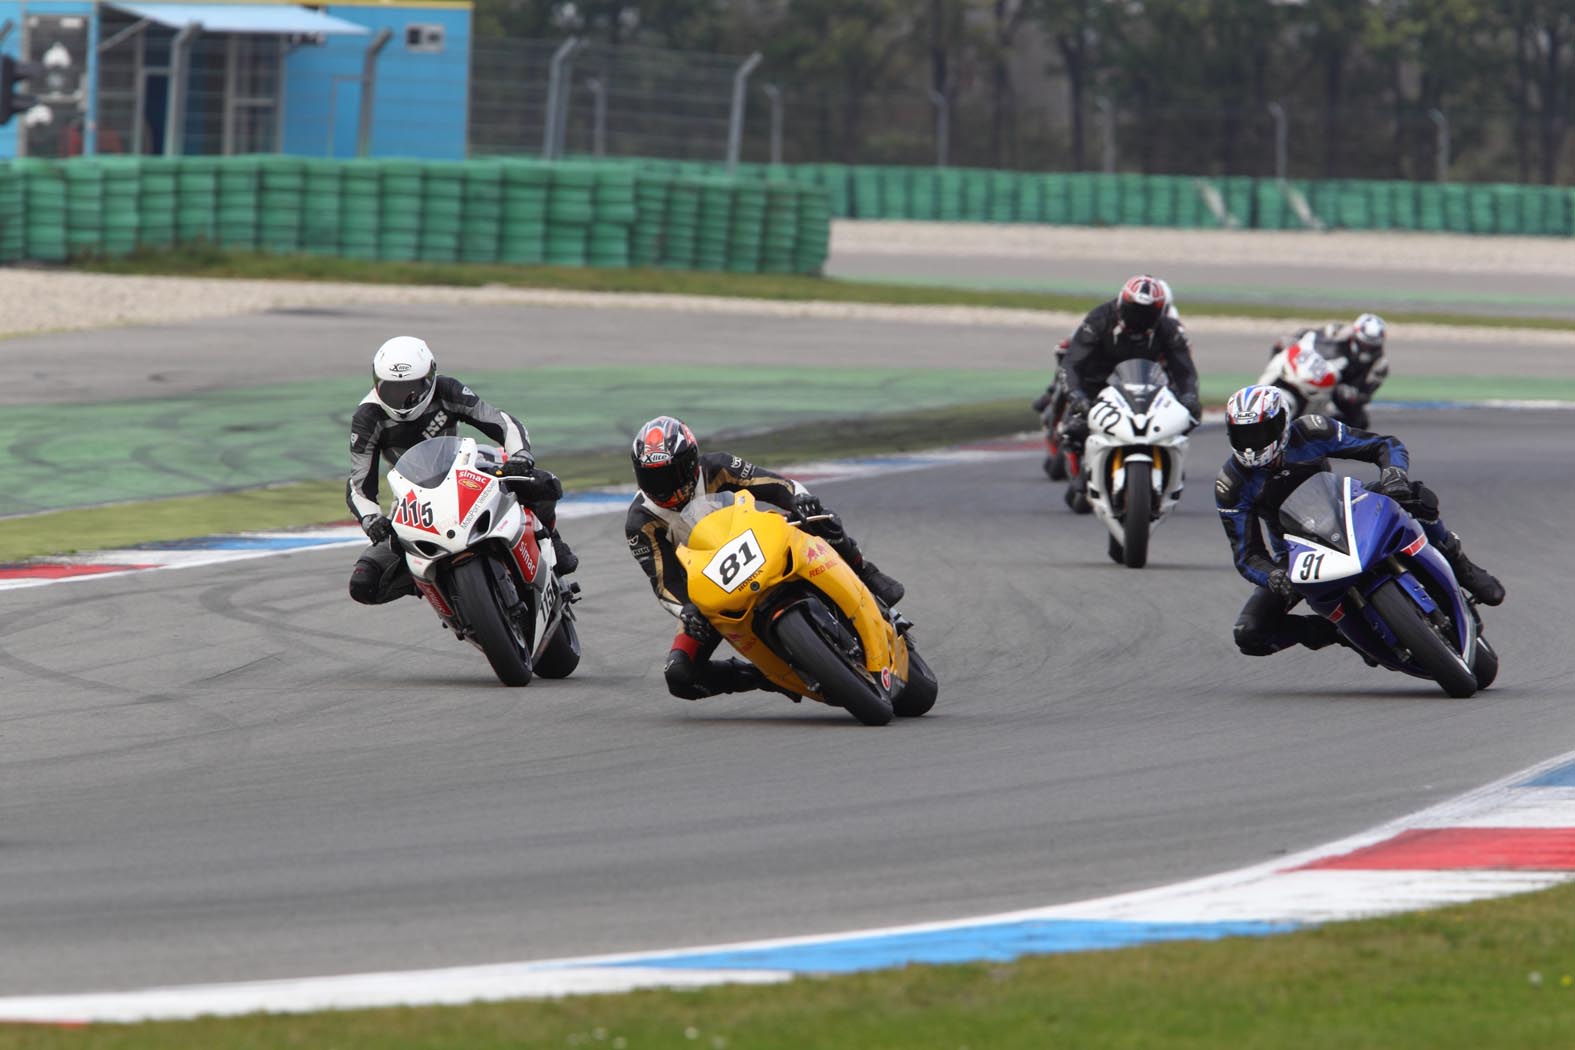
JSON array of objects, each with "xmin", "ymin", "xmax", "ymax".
[
  {"xmin": 534, "ymin": 613, "xmax": 581, "ymax": 679},
  {"xmin": 894, "ymin": 641, "xmax": 938, "ymax": 718},
  {"xmin": 775, "ymin": 603, "xmax": 894, "ymax": 726},
  {"xmin": 1121, "ymin": 460, "xmax": 1152, "ymax": 569},
  {"xmin": 1369, "ymin": 580, "xmax": 1477, "ymax": 698},
  {"xmin": 451, "ymin": 556, "xmax": 533, "ymax": 687}
]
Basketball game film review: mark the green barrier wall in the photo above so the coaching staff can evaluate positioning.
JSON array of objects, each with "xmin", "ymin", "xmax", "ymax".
[
  {"xmin": 726, "ymin": 163, "xmax": 1575, "ymax": 237},
  {"xmin": 0, "ymin": 156, "xmax": 834, "ymax": 274}
]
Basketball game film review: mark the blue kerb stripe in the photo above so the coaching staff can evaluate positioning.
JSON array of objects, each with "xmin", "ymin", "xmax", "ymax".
[
  {"xmin": 1520, "ymin": 760, "xmax": 1575, "ymax": 787},
  {"xmin": 608, "ymin": 919, "xmax": 1296, "ymax": 974},
  {"xmin": 140, "ymin": 536, "xmax": 354, "ymax": 552}
]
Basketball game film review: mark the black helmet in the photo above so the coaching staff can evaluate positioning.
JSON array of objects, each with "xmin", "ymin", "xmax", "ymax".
[
  {"xmin": 631, "ymin": 415, "xmax": 701, "ymax": 509},
  {"xmin": 1117, "ymin": 273, "xmax": 1168, "ymax": 332}
]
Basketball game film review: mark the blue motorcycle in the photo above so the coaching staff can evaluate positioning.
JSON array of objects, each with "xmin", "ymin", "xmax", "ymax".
[{"xmin": 1278, "ymin": 472, "xmax": 1497, "ymax": 698}]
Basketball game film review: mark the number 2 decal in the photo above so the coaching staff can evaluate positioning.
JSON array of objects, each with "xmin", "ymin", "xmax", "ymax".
[
  {"xmin": 1295, "ymin": 551, "xmax": 1326, "ymax": 581},
  {"xmin": 702, "ymin": 530, "xmax": 764, "ymax": 593}
]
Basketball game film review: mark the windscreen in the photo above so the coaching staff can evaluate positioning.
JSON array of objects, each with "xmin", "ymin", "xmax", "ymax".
[
  {"xmin": 1107, "ymin": 358, "xmax": 1167, "ymax": 413},
  {"xmin": 1278, "ymin": 472, "xmax": 1350, "ymax": 554},
  {"xmin": 392, "ymin": 436, "xmax": 461, "ymax": 489},
  {"xmin": 672, "ymin": 492, "xmax": 738, "ymax": 546}
]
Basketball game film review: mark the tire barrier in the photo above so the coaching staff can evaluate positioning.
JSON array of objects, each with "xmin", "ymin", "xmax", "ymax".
[
  {"xmin": 731, "ymin": 163, "xmax": 1575, "ymax": 237},
  {"xmin": 0, "ymin": 156, "xmax": 836, "ymax": 274}
]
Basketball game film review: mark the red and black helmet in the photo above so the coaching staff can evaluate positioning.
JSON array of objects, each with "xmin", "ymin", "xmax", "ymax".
[
  {"xmin": 1117, "ymin": 274, "xmax": 1168, "ymax": 333},
  {"xmin": 631, "ymin": 415, "xmax": 701, "ymax": 509}
]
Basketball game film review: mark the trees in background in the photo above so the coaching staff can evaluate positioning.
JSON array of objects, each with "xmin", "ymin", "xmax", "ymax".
[{"xmin": 471, "ymin": 0, "xmax": 1575, "ymax": 182}]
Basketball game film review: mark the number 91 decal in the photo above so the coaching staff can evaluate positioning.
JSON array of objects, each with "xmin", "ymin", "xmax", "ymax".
[
  {"xmin": 702, "ymin": 530, "xmax": 765, "ymax": 593},
  {"xmin": 1294, "ymin": 549, "xmax": 1327, "ymax": 582}
]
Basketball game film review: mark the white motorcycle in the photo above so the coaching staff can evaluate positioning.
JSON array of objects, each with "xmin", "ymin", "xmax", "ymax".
[
  {"xmin": 386, "ymin": 435, "xmax": 580, "ymax": 686},
  {"xmin": 1259, "ymin": 335, "xmax": 1339, "ymax": 416},
  {"xmin": 1082, "ymin": 359, "xmax": 1195, "ymax": 568}
]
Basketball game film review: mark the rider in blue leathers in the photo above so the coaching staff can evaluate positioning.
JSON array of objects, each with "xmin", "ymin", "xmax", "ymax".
[{"xmin": 1216, "ymin": 385, "xmax": 1503, "ymax": 657}]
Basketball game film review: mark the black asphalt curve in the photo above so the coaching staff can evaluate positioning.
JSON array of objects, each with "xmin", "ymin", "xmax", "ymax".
[{"xmin": 2, "ymin": 409, "xmax": 1571, "ymax": 995}]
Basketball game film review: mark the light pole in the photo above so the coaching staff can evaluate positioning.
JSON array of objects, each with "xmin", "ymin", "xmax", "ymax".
[
  {"xmin": 1268, "ymin": 100, "xmax": 1287, "ymax": 180},
  {"xmin": 725, "ymin": 50, "xmax": 762, "ymax": 172},
  {"xmin": 1095, "ymin": 95, "xmax": 1115, "ymax": 173},
  {"xmin": 762, "ymin": 82, "xmax": 783, "ymax": 166},
  {"xmin": 586, "ymin": 75, "xmax": 606, "ymax": 156},
  {"xmin": 929, "ymin": 88, "xmax": 949, "ymax": 167},
  {"xmin": 1428, "ymin": 108, "xmax": 1450, "ymax": 182},
  {"xmin": 541, "ymin": 36, "xmax": 584, "ymax": 158}
]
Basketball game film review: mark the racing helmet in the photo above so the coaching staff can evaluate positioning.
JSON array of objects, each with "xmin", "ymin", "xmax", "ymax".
[
  {"xmin": 631, "ymin": 415, "xmax": 701, "ymax": 509},
  {"xmin": 371, "ymin": 336, "xmax": 438, "ymax": 422},
  {"xmin": 1225, "ymin": 385, "xmax": 1293, "ymax": 469},
  {"xmin": 1352, "ymin": 312, "xmax": 1387, "ymax": 352},
  {"xmin": 1118, "ymin": 274, "xmax": 1168, "ymax": 332}
]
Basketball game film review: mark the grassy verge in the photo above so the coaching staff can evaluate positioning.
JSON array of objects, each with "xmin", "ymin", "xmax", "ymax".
[
  {"xmin": 7, "ymin": 881, "xmax": 1575, "ymax": 1048},
  {"xmin": 75, "ymin": 247, "xmax": 1575, "ymax": 332},
  {"xmin": 0, "ymin": 399, "xmax": 1031, "ymax": 562}
]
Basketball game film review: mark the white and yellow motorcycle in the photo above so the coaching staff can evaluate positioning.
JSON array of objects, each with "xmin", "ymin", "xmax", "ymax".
[
  {"xmin": 1081, "ymin": 359, "xmax": 1196, "ymax": 568},
  {"xmin": 386, "ymin": 436, "xmax": 580, "ymax": 686}
]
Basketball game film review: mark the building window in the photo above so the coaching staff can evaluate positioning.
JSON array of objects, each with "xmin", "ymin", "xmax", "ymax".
[{"xmin": 406, "ymin": 24, "xmax": 444, "ymax": 53}]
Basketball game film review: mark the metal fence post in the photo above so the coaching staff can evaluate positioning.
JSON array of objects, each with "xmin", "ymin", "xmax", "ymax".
[
  {"xmin": 1268, "ymin": 100, "xmax": 1287, "ymax": 180},
  {"xmin": 762, "ymin": 82, "xmax": 782, "ymax": 165},
  {"xmin": 1095, "ymin": 95, "xmax": 1115, "ymax": 173},
  {"xmin": 354, "ymin": 28, "xmax": 392, "ymax": 157},
  {"xmin": 929, "ymin": 89, "xmax": 949, "ymax": 167},
  {"xmin": 1428, "ymin": 108, "xmax": 1450, "ymax": 182},
  {"xmin": 541, "ymin": 36, "xmax": 580, "ymax": 157},
  {"xmin": 586, "ymin": 75, "xmax": 606, "ymax": 156},
  {"xmin": 164, "ymin": 22, "xmax": 200, "ymax": 156},
  {"xmin": 725, "ymin": 50, "xmax": 762, "ymax": 171},
  {"xmin": 550, "ymin": 39, "xmax": 584, "ymax": 158}
]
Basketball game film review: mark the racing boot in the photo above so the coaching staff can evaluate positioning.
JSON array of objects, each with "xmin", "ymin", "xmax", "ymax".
[
  {"xmin": 550, "ymin": 529, "xmax": 579, "ymax": 576},
  {"xmin": 854, "ymin": 559, "xmax": 906, "ymax": 607},
  {"xmin": 1064, "ymin": 474, "xmax": 1092, "ymax": 515},
  {"xmin": 1439, "ymin": 531, "xmax": 1504, "ymax": 606}
]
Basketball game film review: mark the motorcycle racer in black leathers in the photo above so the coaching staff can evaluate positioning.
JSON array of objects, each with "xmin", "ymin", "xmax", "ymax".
[
  {"xmin": 1217, "ymin": 385, "xmax": 1503, "ymax": 658},
  {"xmin": 1056, "ymin": 275, "xmax": 1203, "ymax": 512},
  {"xmin": 1271, "ymin": 313, "xmax": 1389, "ymax": 429},
  {"xmin": 347, "ymin": 336, "xmax": 576, "ymax": 605},
  {"xmin": 625, "ymin": 415, "xmax": 905, "ymax": 701}
]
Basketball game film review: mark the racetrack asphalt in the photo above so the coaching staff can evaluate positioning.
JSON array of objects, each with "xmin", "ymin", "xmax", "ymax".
[{"xmin": 2, "ymin": 408, "xmax": 1571, "ymax": 995}]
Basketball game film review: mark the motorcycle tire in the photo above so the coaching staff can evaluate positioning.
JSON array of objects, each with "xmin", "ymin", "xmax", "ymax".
[
  {"xmin": 534, "ymin": 612, "xmax": 581, "ymax": 679},
  {"xmin": 1121, "ymin": 460, "xmax": 1153, "ymax": 569},
  {"xmin": 451, "ymin": 556, "xmax": 533, "ymax": 687},
  {"xmin": 1369, "ymin": 580, "xmax": 1477, "ymax": 698},
  {"xmin": 894, "ymin": 640, "xmax": 938, "ymax": 718},
  {"xmin": 774, "ymin": 602, "xmax": 894, "ymax": 726},
  {"xmin": 1472, "ymin": 635, "xmax": 1499, "ymax": 690}
]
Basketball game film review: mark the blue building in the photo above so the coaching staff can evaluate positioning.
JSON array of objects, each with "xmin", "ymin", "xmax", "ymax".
[{"xmin": 0, "ymin": 0, "xmax": 471, "ymax": 159}]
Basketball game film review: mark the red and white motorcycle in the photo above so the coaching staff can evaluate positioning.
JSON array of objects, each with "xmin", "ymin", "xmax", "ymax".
[
  {"xmin": 386, "ymin": 435, "xmax": 580, "ymax": 686},
  {"xmin": 1259, "ymin": 335, "xmax": 1339, "ymax": 416}
]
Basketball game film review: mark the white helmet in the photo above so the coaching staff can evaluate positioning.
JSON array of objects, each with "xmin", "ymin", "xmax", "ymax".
[
  {"xmin": 1352, "ymin": 313, "xmax": 1387, "ymax": 351},
  {"xmin": 371, "ymin": 336, "xmax": 437, "ymax": 422}
]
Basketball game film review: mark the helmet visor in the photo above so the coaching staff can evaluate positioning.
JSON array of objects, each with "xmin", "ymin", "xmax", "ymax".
[
  {"xmin": 377, "ymin": 375, "xmax": 435, "ymax": 412},
  {"xmin": 1120, "ymin": 300, "xmax": 1161, "ymax": 331},
  {"xmin": 636, "ymin": 460, "xmax": 692, "ymax": 505},
  {"xmin": 1228, "ymin": 416, "xmax": 1285, "ymax": 456}
]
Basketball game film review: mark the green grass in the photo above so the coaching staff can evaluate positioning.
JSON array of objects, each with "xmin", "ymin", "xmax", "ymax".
[
  {"xmin": 0, "ymin": 399, "xmax": 1031, "ymax": 562},
  {"xmin": 74, "ymin": 247, "xmax": 1575, "ymax": 332},
  {"xmin": 8, "ymin": 881, "xmax": 1575, "ymax": 1048}
]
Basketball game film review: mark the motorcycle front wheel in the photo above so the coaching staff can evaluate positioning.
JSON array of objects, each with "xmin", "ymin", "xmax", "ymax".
[
  {"xmin": 1369, "ymin": 580, "xmax": 1477, "ymax": 698},
  {"xmin": 1121, "ymin": 459, "xmax": 1153, "ymax": 569},
  {"xmin": 774, "ymin": 603, "xmax": 894, "ymax": 726},
  {"xmin": 451, "ymin": 556, "xmax": 533, "ymax": 687},
  {"xmin": 534, "ymin": 613, "xmax": 581, "ymax": 679},
  {"xmin": 894, "ymin": 641, "xmax": 938, "ymax": 718}
]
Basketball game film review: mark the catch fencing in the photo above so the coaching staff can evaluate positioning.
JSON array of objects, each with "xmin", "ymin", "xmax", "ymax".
[{"xmin": 0, "ymin": 156, "xmax": 832, "ymax": 274}]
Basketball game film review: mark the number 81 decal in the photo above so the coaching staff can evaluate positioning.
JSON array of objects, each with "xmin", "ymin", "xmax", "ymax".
[{"xmin": 702, "ymin": 530, "xmax": 765, "ymax": 593}]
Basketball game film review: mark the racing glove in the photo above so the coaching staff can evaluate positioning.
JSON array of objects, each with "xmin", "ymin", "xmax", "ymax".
[
  {"xmin": 792, "ymin": 492, "xmax": 824, "ymax": 520},
  {"xmin": 495, "ymin": 451, "xmax": 537, "ymax": 477},
  {"xmin": 678, "ymin": 602, "xmax": 719, "ymax": 646},
  {"xmin": 1374, "ymin": 465, "xmax": 1412, "ymax": 502},
  {"xmin": 1266, "ymin": 568, "xmax": 1297, "ymax": 602},
  {"xmin": 1178, "ymin": 390, "xmax": 1202, "ymax": 422},
  {"xmin": 1059, "ymin": 396, "xmax": 1091, "ymax": 441},
  {"xmin": 1031, "ymin": 387, "xmax": 1054, "ymax": 414},
  {"xmin": 362, "ymin": 514, "xmax": 394, "ymax": 545}
]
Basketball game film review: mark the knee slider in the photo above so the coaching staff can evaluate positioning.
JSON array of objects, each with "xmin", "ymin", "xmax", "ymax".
[
  {"xmin": 664, "ymin": 650, "xmax": 710, "ymax": 700},
  {"xmin": 1234, "ymin": 621, "xmax": 1274, "ymax": 657},
  {"xmin": 348, "ymin": 563, "xmax": 381, "ymax": 605}
]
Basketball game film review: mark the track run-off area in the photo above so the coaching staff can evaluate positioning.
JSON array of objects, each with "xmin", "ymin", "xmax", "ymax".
[{"xmin": 2, "ymin": 233, "xmax": 1574, "ymax": 1018}]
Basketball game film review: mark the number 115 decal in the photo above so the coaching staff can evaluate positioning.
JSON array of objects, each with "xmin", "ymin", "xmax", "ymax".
[{"xmin": 702, "ymin": 530, "xmax": 764, "ymax": 593}]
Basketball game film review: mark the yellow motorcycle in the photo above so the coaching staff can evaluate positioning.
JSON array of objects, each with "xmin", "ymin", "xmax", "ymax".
[{"xmin": 674, "ymin": 491, "xmax": 938, "ymax": 726}]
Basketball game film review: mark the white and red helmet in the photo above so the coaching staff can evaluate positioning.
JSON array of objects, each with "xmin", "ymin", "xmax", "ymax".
[
  {"xmin": 1118, "ymin": 274, "xmax": 1169, "ymax": 332},
  {"xmin": 1225, "ymin": 385, "xmax": 1293, "ymax": 468}
]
